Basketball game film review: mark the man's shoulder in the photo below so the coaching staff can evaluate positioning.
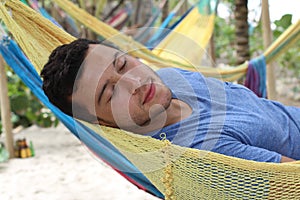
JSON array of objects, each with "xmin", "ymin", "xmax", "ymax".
[
  {"xmin": 156, "ymin": 67, "xmax": 206, "ymax": 85},
  {"xmin": 156, "ymin": 67, "xmax": 201, "ymax": 82},
  {"xmin": 156, "ymin": 67, "xmax": 194, "ymax": 85},
  {"xmin": 156, "ymin": 67, "xmax": 194, "ymax": 76}
]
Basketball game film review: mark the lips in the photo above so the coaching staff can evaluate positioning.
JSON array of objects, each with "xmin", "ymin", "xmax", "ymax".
[{"xmin": 143, "ymin": 83, "xmax": 155, "ymax": 104}]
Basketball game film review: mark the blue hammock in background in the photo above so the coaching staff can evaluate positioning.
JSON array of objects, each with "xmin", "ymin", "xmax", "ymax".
[{"xmin": 146, "ymin": 1, "xmax": 194, "ymax": 49}]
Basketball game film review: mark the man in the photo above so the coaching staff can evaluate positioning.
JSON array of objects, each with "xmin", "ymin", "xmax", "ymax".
[{"xmin": 41, "ymin": 38, "xmax": 300, "ymax": 163}]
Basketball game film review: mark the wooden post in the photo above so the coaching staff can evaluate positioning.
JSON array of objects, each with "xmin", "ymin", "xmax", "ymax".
[
  {"xmin": 261, "ymin": 0, "xmax": 277, "ymax": 100},
  {"xmin": 0, "ymin": 56, "xmax": 14, "ymax": 158},
  {"xmin": 209, "ymin": 33, "xmax": 216, "ymax": 67}
]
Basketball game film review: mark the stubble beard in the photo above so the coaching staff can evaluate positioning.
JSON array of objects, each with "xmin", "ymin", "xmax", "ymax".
[{"xmin": 126, "ymin": 87, "xmax": 172, "ymax": 133}]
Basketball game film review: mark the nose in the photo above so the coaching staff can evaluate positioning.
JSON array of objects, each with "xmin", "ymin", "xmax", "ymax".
[{"xmin": 118, "ymin": 73, "xmax": 142, "ymax": 94}]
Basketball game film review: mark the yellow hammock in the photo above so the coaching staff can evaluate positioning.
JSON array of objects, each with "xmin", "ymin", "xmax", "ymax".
[
  {"xmin": 52, "ymin": 0, "xmax": 248, "ymax": 82},
  {"xmin": 53, "ymin": 0, "xmax": 299, "ymax": 82},
  {"xmin": 151, "ymin": 1, "xmax": 215, "ymax": 68},
  {"xmin": 0, "ymin": 1, "xmax": 300, "ymax": 200}
]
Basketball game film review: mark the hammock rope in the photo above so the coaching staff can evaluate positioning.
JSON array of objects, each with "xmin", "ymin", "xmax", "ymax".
[
  {"xmin": 264, "ymin": 19, "xmax": 300, "ymax": 63},
  {"xmin": 51, "ymin": 0, "xmax": 300, "ymax": 81},
  {"xmin": 0, "ymin": 1, "xmax": 300, "ymax": 199},
  {"xmin": 51, "ymin": 0, "xmax": 250, "ymax": 81},
  {"xmin": 145, "ymin": 0, "xmax": 187, "ymax": 47}
]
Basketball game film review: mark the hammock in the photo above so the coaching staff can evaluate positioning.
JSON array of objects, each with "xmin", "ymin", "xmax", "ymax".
[
  {"xmin": 1, "ymin": 1, "xmax": 300, "ymax": 199},
  {"xmin": 51, "ymin": 0, "xmax": 300, "ymax": 82},
  {"xmin": 52, "ymin": 0, "xmax": 248, "ymax": 81},
  {"xmin": 106, "ymin": 3, "xmax": 132, "ymax": 30},
  {"xmin": 151, "ymin": 0, "xmax": 217, "ymax": 67},
  {"xmin": 49, "ymin": 0, "xmax": 300, "ymax": 96},
  {"xmin": 133, "ymin": 0, "xmax": 167, "ymax": 44},
  {"xmin": 28, "ymin": 0, "xmax": 62, "ymax": 28},
  {"xmin": 146, "ymin": 0, "xmax": 194, "ymax": 49}
]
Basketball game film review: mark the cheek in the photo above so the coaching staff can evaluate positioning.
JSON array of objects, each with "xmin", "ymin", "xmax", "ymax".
[
  {"xmin": 154, "ymin": 85, "xmax": 172, "ymax": 105},
  {"xmin": 111, "ymin": 94, "xmax": 138, "ymax": 119},
  {"xmin": 128, "ymin": 97, "xmax": 142, "ymax": 114},
  {"xmin": 96, "ymin": 103, "xmax": 112, "ymax": 121}
]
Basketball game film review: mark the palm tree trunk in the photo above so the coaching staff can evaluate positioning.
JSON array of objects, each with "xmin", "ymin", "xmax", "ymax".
[
  {"xmin": 234, "ymin": 0, "xmax": 250, "ymax": 65},
  {"xmin": 162, "ymin": 0, "xmax": 169, "ymax": 23}
]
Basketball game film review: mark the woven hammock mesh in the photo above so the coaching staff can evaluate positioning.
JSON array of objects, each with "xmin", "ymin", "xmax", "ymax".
[
  {"xmin": 0, "ymin": 1, "xmax": 300, "ymax": 199},
  {"xmin": 85, "ymin": 123, "xmax": 300, "ymax": 200}
]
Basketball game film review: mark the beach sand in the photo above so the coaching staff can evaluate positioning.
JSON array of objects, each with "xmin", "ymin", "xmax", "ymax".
[{"xmin": 0, "ymin": 125, "xmax": 160, "ymax": 200}]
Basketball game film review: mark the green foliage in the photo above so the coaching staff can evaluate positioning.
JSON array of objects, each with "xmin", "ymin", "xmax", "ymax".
[
  {"xmin": 273, "ymin": 14, "xmax": 300, "ymax": 78},
  {"xmin": 273, "ymin": 14, "xmax": 293, "ymax": 37},
  {"xmin": 214, "ymin": 12, "xmax": 299, "ymax": 78},
  {"xmin": 214, "ymin": 16, "xmax": 237, "ymax": 65},
  {"xmin": 249, "ymin": 21, "xmax": 264, "ymax": 57},
  {"xmin": 0, "ymin": 66, "xmax": 59, "ymax": 135}
]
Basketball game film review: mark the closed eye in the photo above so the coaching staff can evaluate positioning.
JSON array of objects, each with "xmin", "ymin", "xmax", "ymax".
[
  {"xmin": 119, "ymin": 58, "xmax": 127, "ymax": 72},
  {"xmin": 108, "ymin": 84, "xmax": 115, "ymax": 102},
  {"xmin": 113, "ymin": 52, "xmax": 127, "ymax": 73}
]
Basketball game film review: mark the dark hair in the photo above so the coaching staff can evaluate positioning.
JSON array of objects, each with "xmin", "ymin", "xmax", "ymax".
[{"xmin": 41, "ymin": 38, "xmax": 103, "ymax": 121}]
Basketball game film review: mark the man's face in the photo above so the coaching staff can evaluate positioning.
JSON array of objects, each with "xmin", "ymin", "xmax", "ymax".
[{"xmin": 72, "ymin": 44, "xmax": 172, "ymax": 133}]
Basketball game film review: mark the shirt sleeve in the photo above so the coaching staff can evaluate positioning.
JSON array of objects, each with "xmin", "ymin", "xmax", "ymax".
[{"xmin": 197, "ymin": 135, "xmax": 282, "ymax": 163}]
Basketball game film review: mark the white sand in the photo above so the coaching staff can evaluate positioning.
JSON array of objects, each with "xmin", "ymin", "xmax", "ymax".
[{"xmin": 0, "ymin": 125, "xmax": 160, "ymax": 200}]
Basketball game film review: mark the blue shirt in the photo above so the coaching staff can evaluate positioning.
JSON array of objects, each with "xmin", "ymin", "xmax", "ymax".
[{"xmin": 148, "ymin": 68, "xmax": 300, "ymax": 163}]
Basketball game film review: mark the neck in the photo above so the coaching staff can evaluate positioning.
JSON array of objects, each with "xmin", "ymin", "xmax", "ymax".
[
  {"xmin": 164, "ymin": 99, "xmax": 192, "ymax": 126},
  {"xmin": 134, "ymin": 99, "xmax": 192, "ymax": 135}
]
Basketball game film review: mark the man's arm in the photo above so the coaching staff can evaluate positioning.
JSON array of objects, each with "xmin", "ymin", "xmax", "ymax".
[
  {"xmin": 280, "ymin": 155, "xmax": 296, "ymax": 163},
  {"xmin": 203, "ymin": 136, "xmax": 286, "ymax": 163}
]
